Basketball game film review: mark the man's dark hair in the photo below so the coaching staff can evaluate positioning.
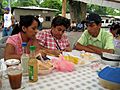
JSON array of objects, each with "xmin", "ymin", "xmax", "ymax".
[
  {"xmin": 86, "ymin": 13, "xmax": 102, "ymax": 25},
  {"xmin": 51, "ymin": 16, "xmax": 70, "ymax": 29}
]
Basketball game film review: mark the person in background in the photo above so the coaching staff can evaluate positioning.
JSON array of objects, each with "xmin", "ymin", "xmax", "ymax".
[
  {"xmin": 36, "ymin": 16, "xmax": 71, "ymax": 56},
  {"xmin": 2, "ymin": 7, "xmax": 13, "ymax": 37},
  {"xmin": 110, "ymin": 23, "xmax": 120, "ymax": 38},
  {"xmin": 110, "ymin": 23, "xmax": 120, "ymax": 54},
  {"xmin": 75, "ymin": 13, "xmax": 114, "ymax": 55},
  {"xmin": 11, "ymin": 15, "xmax": 16, "ymax": 30},
  {"xmin": 76, "ymin": 21, "xmax": 85, "ymax": 32},
  {"xmin": 35, "ymin": 15, "xmax": 42, "ymax": 30},
  {"xmin": 38, "ymin": 15, "xmax": 44, "ymax": 30},
  {"xmin": 71, "ymin": 21, "xmax": 76, "ymax": 31},
  {"xmin": 4, "ymin": 15, "xmax": 41, "ymax": 60}
]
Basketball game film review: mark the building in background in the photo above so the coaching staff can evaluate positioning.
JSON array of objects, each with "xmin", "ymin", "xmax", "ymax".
[{"xmin": 12, "ymin": 6, "xmax": 59, "ymax": 29}]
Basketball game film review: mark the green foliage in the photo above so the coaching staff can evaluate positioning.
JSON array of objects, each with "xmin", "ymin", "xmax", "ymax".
[
  {"xmin": 40, "ymin": 0, "xmax": 62, "ymax": 12},
  {"xmin": 66, "ymin": 0, "xmax": 70, "ymax": 13},
  {"xmin": 1, "ymin": 0, "xmax": 120, "ymax": 16},
  {"xmin": 13, "ymin": 0, "xmax": 38, "ymax": 7},
  {"xmin": 2, "ymin": 0, "xmax": 8, "ymax": 8},
  {"xmin": 106, "ymin": 8, "xmax": 120, "ymax": 16},
  {"xmin": 2, "ymin": 0, "xmax": 39, "ymax": 7},
  {"xmin": 87, "ymin": 4, "xmax": 120, "ymax": 16}
]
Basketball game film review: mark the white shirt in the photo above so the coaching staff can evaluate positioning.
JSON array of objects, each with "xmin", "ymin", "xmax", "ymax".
[
  {"xmin": 4, "ymin": 13, "xmax": 12, "ymax": 28},
  {"xmin": 38, "ymin": 17, "xmax": 44, "ymax": 23}
]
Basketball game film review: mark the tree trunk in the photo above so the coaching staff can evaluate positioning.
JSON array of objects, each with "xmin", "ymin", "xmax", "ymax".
[
  {"xmin": 62, "ymin": 0, "xmax": 66, "ymax": 17},
  {"xmin": 69, "ymin": 0, "xmax": 87, "ymax": 23}
]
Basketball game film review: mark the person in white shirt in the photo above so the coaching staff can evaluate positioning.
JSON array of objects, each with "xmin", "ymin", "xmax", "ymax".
[
  {"xmin": 70, "ymin": 21, "xmax": 76, "ymax": 31},
  {"xmin": 38, "ymin": 15, "xmax": 44, "ymax": 30},
  {"xmin": 2, "ymin": 7, "xmax": 13, "ymax": 37}
]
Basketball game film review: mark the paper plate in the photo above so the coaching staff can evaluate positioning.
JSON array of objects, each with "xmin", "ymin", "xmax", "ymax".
[
  {"xmin": 38, "ymin": 66, "xmax": 54, "ymax": 75},
  {"xmin": 80, "ymin": 52, "xmax": 101, "ymax": 62},
  {"xmin": 75, "ymin": 60, "xmax": 91, "ymax": 68}
]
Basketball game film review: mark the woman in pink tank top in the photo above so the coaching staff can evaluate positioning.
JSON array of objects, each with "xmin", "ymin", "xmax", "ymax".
[{"xmin": 4, "ymin": 15, "xmax": 41, "ymax": 60}]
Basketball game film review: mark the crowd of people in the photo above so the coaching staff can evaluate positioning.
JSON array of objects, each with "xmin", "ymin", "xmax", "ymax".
[
  {"xmin": 4, "ymin": 15, "xmax": 71, "ymax": 60},
  {"xmin": 0, "ymin": 7, "xmax": 119, "ymax": 60}
]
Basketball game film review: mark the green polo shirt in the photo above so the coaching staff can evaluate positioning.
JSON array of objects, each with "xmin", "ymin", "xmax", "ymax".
[{"xmin": 77, "ymin": 29, "xmax": 114, "ymax": 50}]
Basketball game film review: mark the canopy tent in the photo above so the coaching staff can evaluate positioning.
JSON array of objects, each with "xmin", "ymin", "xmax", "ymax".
[{"xmin": 74, "ymin": 0, "xmax": 120, "ymax": 9}]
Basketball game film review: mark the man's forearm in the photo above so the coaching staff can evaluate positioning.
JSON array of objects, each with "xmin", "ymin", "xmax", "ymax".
[
  {"xmin": 87, "ymin": 45, "xmax": 114, "ymax": 54},
  {"xmin": 75, "ymin": 43, "xmax": 96, "ymax": 53}
]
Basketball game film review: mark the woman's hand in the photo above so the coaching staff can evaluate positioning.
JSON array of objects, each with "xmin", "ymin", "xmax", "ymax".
[
  {"xmin": 35, "ymin": 50, "xmax": 46, "ymax": 58},
  {"xmin": 45, "ymin": 49, "xmax": 62, "ymax": 57},
  {"xmin": 63, "ymin": 47, "xmax": 72, "ymax": 52}
]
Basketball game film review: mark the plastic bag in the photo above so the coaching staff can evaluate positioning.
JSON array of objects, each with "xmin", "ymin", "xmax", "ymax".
[{"xmin": 51, "ymin": 55, "xmax": 75, "ymax": 72}]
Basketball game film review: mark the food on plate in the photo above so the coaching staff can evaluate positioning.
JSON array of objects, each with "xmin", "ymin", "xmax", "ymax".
[
  {"xmin": 78, "ymin": 60, "xmax": 85, "ymax": 65},
  {"xmin": 37, "ymin": 60, "xmax": 54, "ymax": 75},
  {"xmin": 80, "ymin": 53, "xmax": 96, "ymax": 60},
  {"xmin": 38, "ymin": 60, "xmax": 53, "ymax": 70},
  {"xmin": 64, "ymin": 56, "xmax": 79, "ymax": 64}
]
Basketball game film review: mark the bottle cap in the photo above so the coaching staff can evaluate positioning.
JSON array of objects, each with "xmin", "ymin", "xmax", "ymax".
[
  {"xmin": 22, "ymin": 42, "xmax": 27, "ymax": 47},
  {"xmin": 30, "ymin": 46, "xmax": 36, "ymax": 51}
]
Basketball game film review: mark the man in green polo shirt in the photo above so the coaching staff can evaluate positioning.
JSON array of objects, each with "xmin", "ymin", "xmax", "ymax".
[{"xmin": 75, "ymin": 13, "xmax": 114, "ymax": 54}]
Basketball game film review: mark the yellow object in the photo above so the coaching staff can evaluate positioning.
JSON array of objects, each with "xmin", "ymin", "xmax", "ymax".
[
  {"xmin": 38, "ymin": 60, "xmax": 53, "ymax": 70},
  {"xmin": 80, "ymin": 53, "xmax": 96, "ymax": 60},
  {"xmin": 28, "ymin": 46, "xmax": 38, "ymax": 82},
  {"xmin": 64, "ymin": 56, "xmax": 79, "ymax": 64},
  {"xmin": 38, "ymin": 60, "xmax": 54, "ymax": 75}
]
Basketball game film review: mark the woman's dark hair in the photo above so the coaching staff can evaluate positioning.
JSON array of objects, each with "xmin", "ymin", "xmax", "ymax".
[
  {"xmin": 11, "ymin": 15, "xmax": 40, "ymax": 35},
  {"xmin": 110, "ymin": 23, "xmax": 120, "ymax": 31},
  {"xmin": 110, "ymin": 22, "xmax": 120, "ymax": 35},
  {"xmin": 51, "ymin": 16, "xmax": 70, "ymax": 29}
]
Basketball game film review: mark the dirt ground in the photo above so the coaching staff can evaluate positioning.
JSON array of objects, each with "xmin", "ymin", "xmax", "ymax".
[{"xmin": 66, "ymin": 31, "xmax": 83, "ymax": 48}]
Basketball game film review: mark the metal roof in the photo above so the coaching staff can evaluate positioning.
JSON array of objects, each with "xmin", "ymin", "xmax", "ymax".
[
  {"xmin": 74, "ymin": 0, "xmax": 120, "ymax": 9},
  {"xmin": 12, "ymin": 6, "xmax": 59, "ymax": 12}
]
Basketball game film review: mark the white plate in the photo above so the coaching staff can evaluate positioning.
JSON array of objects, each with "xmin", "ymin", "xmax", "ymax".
[
  {"xmin": 63, "ymin": 50, "xmax": 101, "ymax": 62},
  {"xmin": 75, "ymin": 60, "xmax": 91, "ymax": 68},
  {"xmin": 80, "ymin": 52, "xmax": 101, "ymax": 62},
  {"xmin": 62, "ymin": 50, "xmax": 81, "ymax": 57},
  {"xmin": 38, "ymin": 66, "xmax": 54, "ymax": 75}
]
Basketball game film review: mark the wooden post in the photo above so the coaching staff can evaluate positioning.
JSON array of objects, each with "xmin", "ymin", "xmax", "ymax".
[{"xmin": 62, "ymin": 0, "xmax": 66, "ymax": 17}]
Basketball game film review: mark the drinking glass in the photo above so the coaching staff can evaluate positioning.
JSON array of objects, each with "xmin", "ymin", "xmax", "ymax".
[{"xmin": 7, "ymin": 65, "xmax": 22, "ymax": 89}]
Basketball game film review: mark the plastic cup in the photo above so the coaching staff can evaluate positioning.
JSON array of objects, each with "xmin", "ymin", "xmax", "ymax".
[
  {"xmin": 7, "ymin": 65, "xmax": 22, "ymax": 89},
  {"xmin": 5, "ymin": 59, "xmax": 20, "ymax": 67}
]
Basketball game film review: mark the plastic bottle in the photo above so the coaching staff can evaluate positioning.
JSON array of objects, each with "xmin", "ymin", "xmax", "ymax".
[
  {"xmin": 28, "ymin": 46, "xmax": 38, "ymax": 82},
  {"xmin": 21, "ymin": 42, "xmax": 29, "ymax": 75}
]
